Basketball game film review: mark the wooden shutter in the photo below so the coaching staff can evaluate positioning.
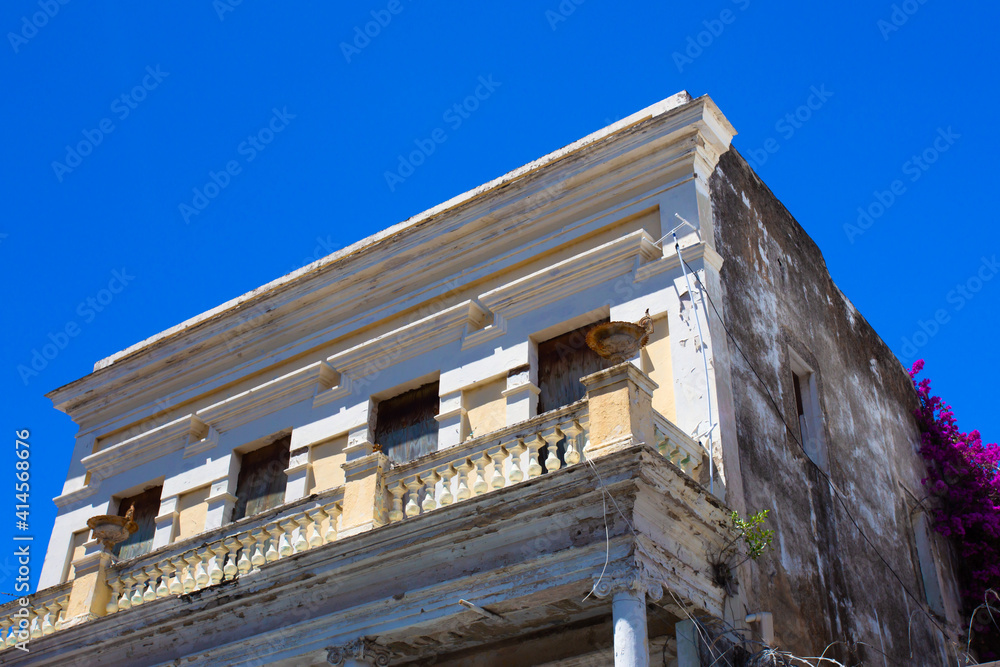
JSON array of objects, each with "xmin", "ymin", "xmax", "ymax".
[
  {"xmin": 537, "ymin": 320, "xmax": 611, "ymax": 414},
  {"xmin": 232, "ymin": 435, "xmax": 291, "ymax": 521},
  {"xmin": 375, "ymin": 381, "xmax": 440, "ymax": 464},
  {"xmin": 113, "ymin": 485, "xmax": 162, "ymax": 561}
]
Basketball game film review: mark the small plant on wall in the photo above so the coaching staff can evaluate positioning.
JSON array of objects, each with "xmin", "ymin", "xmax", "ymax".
[
  {"xmin": 910, "ymin": 360, "xmax": 1000, "ymax": 660},
  {"xmin": 712, "ymin": 509, "xmax": 775, "ymax": 595}
]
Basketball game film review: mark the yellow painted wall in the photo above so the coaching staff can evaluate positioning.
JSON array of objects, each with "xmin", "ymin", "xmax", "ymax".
[
  {"xmin": 176, "ymin": 486, "xmax": 210, "ymax": 541},
  {"xmin": 465, "ymin": 377, "xmax": 507, "ymax": 439},
  {"xmin": 310, "ymin": 435, "xmax": 348, "ymax": 493},
  {"xmin": 641, "ymin": 316, "xmax": 675, "ymax": 423},
  {"xmin": 63, "ymin": 529, "xmax": 90, "ymax": 582}
]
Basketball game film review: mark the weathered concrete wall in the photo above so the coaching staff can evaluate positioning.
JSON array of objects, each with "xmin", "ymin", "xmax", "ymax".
[{"xmin": 710, "ymin": 148, "xmax": 962, "ymax": 664}]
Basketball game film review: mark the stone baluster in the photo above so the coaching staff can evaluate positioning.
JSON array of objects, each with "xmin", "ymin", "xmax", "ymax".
[
  {"xmin": 223, "ymin": 538, "xmax": 242, "ymax": 579},
  {"xmin": 438, "ymin": 464, "xmax": 456, "ymax": 506},
  {"xmin": 543, "ymin": 427, "xmax": 563, "ymax": 472},
  {"xmin": 143, "ymin": 565, "xmax": 160, "ymax": 603},
  {"xmin": 421, "ymin": 470, "xmax": 440, "ymax": 513},
  {"xmin": 489, "ymin": 445, "xmax": 509, "ymax": 489},
  {"xmin": 563, "ymin": 419, "xmax": 583, "ymax": 465},
  {"xmin": 455, "ymin": 459, "xmax": 473, "ymax": 501},
  {"xmin": 293, "ymin": 515, "xmax": 310, "ymax": 553},
  {"xmin": 388, "ymin": 481, "xmax": 407, "ymax": 522},
  {"xmin": 106, "ymin": 577, "xmax": 121, "ymax": 615},
  {"xmin": 304, "ymin": 507, "xmax": 327, "ymax": 548},
  {"xmin": 131, "ymin": 569, "xmax": 149, "ymax": 606},
  {"xmin": 525, "ymin": 434, "xmax": 545, "ymax": 479},
  {"xmin": 0, "ymin": 619, "xmax": 11, "ymax": 649},
  {"xmin": 205, "ymin": 545, "xmax": 224, "ymax": 585},
  {"xmin": 265, "ymin": 524, "xmax": 283, "ymax": 562},
  {"xmin": 277, "ymin": 519, "xmax": 296, "ymax": 558},
  {"xmin": 250, "ymin": 528, "xmax": 268, "ymax": 568},
  {"xmin": 193, "ymin": 550, "xmax": 211, "ymax": 589},
  {"xmin": 323, "ymin": 502, "xmax": 342, "ymax": 543},
  {"xmin": 507, "ymin": 438, "xmax": 526, "ymax": 484},
  {"xmin": 167, "ymin": 556, "xmax": 184, "ymax": 595},
  {"xmin": 40, "ymin": 602, "xmax": 57, "ymax": 636},
  {"xmin": 6, "ymin": 618, "xmax": 19, "ymax": 647},
  {"xmin": 155, "ymin": 562, "xmax": 171, "ymax": 598},
  {"xmin": 116, "ymin": 573, "xmax": 134, "ymax": 610},
  {"xmin": 182, "ymin": 552, "xmax": 201, "ymax": 593},
  {"xmin": 28, "ymin": 612, "xmax": 41, "ymax": 639},
  {"xmin": 237, "ymin": 533, "xmax": 256, "ymax": 574},
  {"xmin": 472, "ymin": 453, "xmax": 490, "ymax": 495},
  {"xmin": 404, "ymin": 476, "xmax": 422, "ymax": 518}
]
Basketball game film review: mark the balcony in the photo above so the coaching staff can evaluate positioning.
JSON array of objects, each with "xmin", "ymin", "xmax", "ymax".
[{"xmin": 0, "ymin": 363, "xmax": 727, "ymax": 665}]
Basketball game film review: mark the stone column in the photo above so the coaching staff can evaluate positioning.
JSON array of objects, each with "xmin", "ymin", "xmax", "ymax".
[
  {"xmin": 581, "ymin": 362, "xmax": 658, "ymax": 458},
  {"xmin": 326, "ymin": 638, "xmax": 392, "ymax": 666},
  {"xmin": 204, "ymin": 477, "xmax": 237, "ymax": 531},
  {"xmin": 283, "ymin": 446, "xmax": 312, "ymax": 502},
  {"xmin": 592, "ymin": 567, "xmax": 663, "ymax": 667},
  {"xmin": 503, "ymin": 365, "xmax": 539, "ymax": 425},
  {"xmin": 151, "ymin": 495, "xmax": 179, "ymax": 550},
  {"xmin": 340, "ymin": 416, "xmax": 389, "ymax": 538},
  {"xmin": 675, "ymin": 619, "xmax": 700, "ymax": 667},
  {"xmin": 62, "ymin": 541, "xmax": 112, "ymax": 628},
  {"xmin": 435, "ymin": 389, "xmax": 466, "ymax": 449}
]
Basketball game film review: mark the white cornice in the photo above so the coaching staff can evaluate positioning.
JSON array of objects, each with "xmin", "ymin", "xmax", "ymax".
[{"xmin": 47, "ymin": 94, "xmax": 737, "ymax": 430}]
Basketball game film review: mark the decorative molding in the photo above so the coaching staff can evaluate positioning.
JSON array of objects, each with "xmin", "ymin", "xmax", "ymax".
[
  {"xmin": 327, "ymin": 300, "xmax": 488, "ymax": 390},
  {"xmin": 634, "ymin": 241, "xmax": 724, "ymax": 283},
  {"xmin": 590, "ymin": 564, "xmax": 664, "ymax": 601},
  {"xmin": 326, "ymin": 638, "xmax": 391, "ymax": 666},
  {"xmin": 475, "ymin": 230, "xmax": 659, "ymax": 327},
  {"xmin": 183, "ymin": 419, "xmax": 219, "ymax": 459}
]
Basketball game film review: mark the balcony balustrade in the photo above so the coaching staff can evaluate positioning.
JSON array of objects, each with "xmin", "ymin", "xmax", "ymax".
[{"xmin": 0, "ymin": 362, "xmax": 709, "ymax": 652}]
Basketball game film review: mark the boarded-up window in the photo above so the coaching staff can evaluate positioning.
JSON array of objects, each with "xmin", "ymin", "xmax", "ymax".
[
  {"xmin": 114, "ymin": 485, "xmax": 162, "ymax": 561},
  {"xmin": 375, "ymin": 381, "xmax": 440, "ymax": 464},
  {"xmin": 232, "ymin": 435, "xmax": 291, "ymax": 521},
  {"xmin": 537, "ymin": 320, "xmax": 611, "ymax": 414}
]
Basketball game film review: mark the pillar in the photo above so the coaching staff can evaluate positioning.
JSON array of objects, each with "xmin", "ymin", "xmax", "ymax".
[
  {"xmin": 581, "ymin": 362, "xmax": 657, "ymax": 458},
  {"xmin": 151, "ymin": 495, "xmax": 179, "ymax": 550},
  {"xmin": 503, "ymin": 366, "xmax": 539, "ymax": 425},
  {"xmin": 675, "ymin": 619, "xmax": 699, "ymax": 667},
  {"xmin": 435, "ymin": 389, "xmax": 466, "ymax": 449},
  {"xmin": 283, "ymin": 446, "xmax": 312, "ymax": 502},
  {"xmin": 62, "ymin": 541, "xmax": 112, "ymax": 628},
  {"xmin": 592, "ymin": 566, "xmax": 663, "ymax": 667},
  {"xmin": 613, "ymin": 590, "xmax": 649, "ymax": 667}
]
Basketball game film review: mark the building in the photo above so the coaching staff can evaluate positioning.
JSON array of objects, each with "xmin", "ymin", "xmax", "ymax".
[{"xmin": 0, "ymin": 92, "xmax": 968, "ymax": 665}]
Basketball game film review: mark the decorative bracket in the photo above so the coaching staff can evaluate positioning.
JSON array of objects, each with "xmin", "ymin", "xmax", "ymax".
[{"xmin": 326, "ymin": 638, "xmax": 392, "ymax": 666}]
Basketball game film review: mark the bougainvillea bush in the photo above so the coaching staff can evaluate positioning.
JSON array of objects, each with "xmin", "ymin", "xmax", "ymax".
[{"xmin": 909, "ymin": 360, "xmax": 1000, "ymax": 657}]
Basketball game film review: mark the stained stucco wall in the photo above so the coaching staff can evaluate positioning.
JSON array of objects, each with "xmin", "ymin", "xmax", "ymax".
[{"xmin": 710, "ymin": 148, "xmax": 962, "ymax": 664}]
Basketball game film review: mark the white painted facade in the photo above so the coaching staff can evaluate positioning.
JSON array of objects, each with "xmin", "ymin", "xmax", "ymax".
[{"xmin": 1, "ymin": 91, "xmax": 961, "ymax": 665}]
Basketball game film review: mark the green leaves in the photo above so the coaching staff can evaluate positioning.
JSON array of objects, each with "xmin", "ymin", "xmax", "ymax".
[{"xmin": 730, "ymin": 509, "xmax": 774, "ymax": 561}]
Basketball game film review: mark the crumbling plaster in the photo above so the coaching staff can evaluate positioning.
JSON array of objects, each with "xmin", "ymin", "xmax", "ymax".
[{"xmin": 710, "ymin": 148, "xmax": 963, "ymax": 663}]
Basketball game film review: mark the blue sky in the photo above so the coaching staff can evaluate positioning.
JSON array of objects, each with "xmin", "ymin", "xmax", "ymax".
[{"xmin": 2, "ymin": 0, "xmax": 997, "ymax": 597}]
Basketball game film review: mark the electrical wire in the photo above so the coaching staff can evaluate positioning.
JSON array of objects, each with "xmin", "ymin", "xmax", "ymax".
[{"xmin": 679, "ymin": 256, "xmax": 951, "ymax": 644}]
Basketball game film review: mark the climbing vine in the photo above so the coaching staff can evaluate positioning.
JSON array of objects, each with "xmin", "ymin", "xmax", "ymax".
[{"xmin": 909, "ymin": 360, "xmax": 1000, "ymax": 658}]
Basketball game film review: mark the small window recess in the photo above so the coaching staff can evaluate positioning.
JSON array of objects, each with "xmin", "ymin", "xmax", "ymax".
[{"xmin": 788, "ymin": 348, "xmax": 827, "ymax": 470}]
